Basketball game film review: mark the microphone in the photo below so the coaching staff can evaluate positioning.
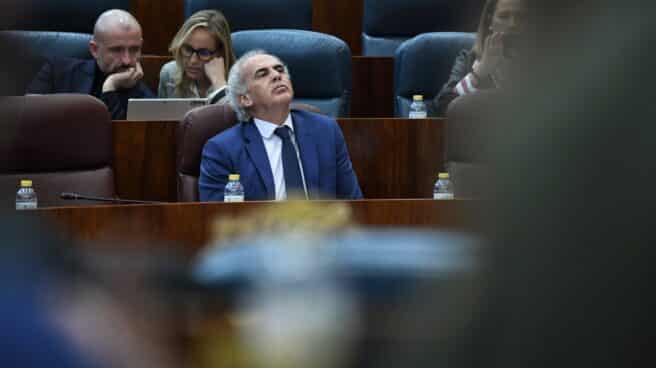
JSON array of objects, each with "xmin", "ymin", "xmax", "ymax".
[{"xmin": 60, "ymin": 192, "xmax": 165, "ymax": 205}]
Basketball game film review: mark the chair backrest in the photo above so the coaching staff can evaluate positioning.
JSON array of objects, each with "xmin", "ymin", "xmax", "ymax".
[
  {"xmin": 232, "ymin": 29, "xmax": 352, "ymax": 117},
  {"xmin": 176, "ymin": 103, "xmax": 236, "ymax": 202},
  {"xmin": 0, "ymin": 94, "xmax": 115, "ymax": 208},
  {"xmin": 183, "ymin": 0, "xmax": 312, "ymax": 31},
  {"xmin": 362, "ymin": 0, "xmax": 483, "ymax": 56},
  {"xmin": 394, "ymin": 32, "xmax": 475, "ymax": 117},
  {"xmin": 176, "ymin": 103, "xmax": 320, "ymax": 202},
  {"xmin": 0, "ymin": 0, "xmax": 130, "ymax": 32},
  {"xmin": 0, "ymin": 30, "xmax": 92, "ymax": 95}
]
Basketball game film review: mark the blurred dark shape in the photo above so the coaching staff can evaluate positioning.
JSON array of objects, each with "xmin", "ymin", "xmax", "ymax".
[
  {"xmin": 1, "ymin": 212, "xmax": 189, "ymax": 368},
  {"xmin": 0, "ymin": 31, "xmax": 92, "ymax": 96},
  {"xmin": 470, "ymin": 0, "xmax": 656, "ymax": 367},
  {"xmin": 0, "ymin": 216, "xmax": 98, "ymax": 368},
  {"xmin": 444, "ymin": 90, "xmax": 500, "ymax": 198},
  {"xmin": 0, "ymin": 94, "xmax": 115, "ymax": 209}
]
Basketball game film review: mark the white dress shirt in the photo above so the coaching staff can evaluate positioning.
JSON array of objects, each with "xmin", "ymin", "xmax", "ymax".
[{"xmin": 253, "ymin": 114, "xmax": 307, "ymax": 200}]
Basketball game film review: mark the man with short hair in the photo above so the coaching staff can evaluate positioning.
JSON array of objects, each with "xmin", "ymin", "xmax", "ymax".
[
  {"xmin": 27, "ymin": 9, "xmax": 154, "ymax": 119},
  {"xmin": 199, "ymin": 50, "xmax": 362, "ymax": 201}
]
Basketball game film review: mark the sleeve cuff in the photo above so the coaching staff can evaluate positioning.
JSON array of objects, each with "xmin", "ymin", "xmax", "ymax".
[{"xmin": 207, "ymin": 85, "xmax": 227, "ymax": 104}]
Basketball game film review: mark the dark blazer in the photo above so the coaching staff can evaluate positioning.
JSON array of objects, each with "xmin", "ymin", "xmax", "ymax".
[
  {"xmin": 26, "ymin": 57, "xmax": 154, "ymax": 120},
  {"xmin": 199, "ymin": 109, "xmax": 363, "ymax": 201}
]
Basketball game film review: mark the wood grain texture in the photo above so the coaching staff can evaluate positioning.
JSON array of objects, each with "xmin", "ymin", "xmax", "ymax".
[
  {"xmin": 339, "ymin": 118, "xmax": 444, "ymax": 198},
  {"xmin": 111, "ymin": 118, "xmax": 444, "ymax": 202},
  {"xmin": 113, "ymin": 120, "xmax": 178, "ymax": 202},
  {"xmin": 351, "ymin": 56, "xmax": 394, "ymax": 117},
  {"xmin": 141, "ymin": 55, "xmax": 173, "ymax": 94},
  {"xmin": 32, "ymin": 199, "xmax": 474, "ymax": 254},
  {"xmin": 312, "ymin": 0, "xmax": 364, "ymax": 55},
  {"xmin": 131, "ymin": 0, "xmax": 184, "ymax": 55}
]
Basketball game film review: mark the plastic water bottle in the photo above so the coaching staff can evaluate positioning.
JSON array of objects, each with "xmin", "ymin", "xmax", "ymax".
[
  {"xmin": 433, "ymin": 173, "xmax": 454, "ymax": 200},
  {"xmin": 16, "ymin": 179, "xmax": 38, "ymax": 210},
  {"xmin": 224, "ymin": 174, "xmax": 244, "ymax": 202},
  {"xmin": 409, "ymin": 94, "xmax": 427, "ymax": 119}
]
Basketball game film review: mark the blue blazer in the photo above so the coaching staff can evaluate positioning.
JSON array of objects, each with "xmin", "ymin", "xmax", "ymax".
[{"xmin": 199, "ymin": 109, "xmax": 363, "ymax": 201}]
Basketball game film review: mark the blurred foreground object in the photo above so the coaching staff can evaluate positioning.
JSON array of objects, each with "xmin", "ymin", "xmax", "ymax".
[{"xmin": 190, "ymin": 202, "xmax": 481, "ymax": 368}]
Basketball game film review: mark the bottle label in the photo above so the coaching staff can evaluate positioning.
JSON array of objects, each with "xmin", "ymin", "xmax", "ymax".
[
  {"xmin": 16, "ymin": 201, "xmax": 37, "ymax": 210},
  {"xmin": 433, "ymin": 193, "xmax": 454, "ymax": 200},
  {"xmin": 224, "ymin": 195, "xmax": 244, "ymax": 203},
  {"xmin": 409, "ymin": 111, "xmax": 427, "ymax": 119}
]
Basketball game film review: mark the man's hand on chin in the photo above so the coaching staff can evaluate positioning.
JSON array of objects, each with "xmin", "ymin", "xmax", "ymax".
[{"xmin": 102, "ymin": 62, "xmax": 144, "ymax": 92}]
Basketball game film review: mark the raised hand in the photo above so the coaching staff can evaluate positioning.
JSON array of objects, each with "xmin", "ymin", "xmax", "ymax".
[
  {"xmin": 203, "ymin": 56, "xmax": 227, "ymax": 89},
  {"xmin": 102, "ymin": 62, "xmax": 144, "ymax": 92}
]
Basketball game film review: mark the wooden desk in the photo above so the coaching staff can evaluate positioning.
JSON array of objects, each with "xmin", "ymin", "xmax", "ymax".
[
  {"xmin": 31, "ymin": 199, "xmax": 474, "ymax": 254},
  {"xmin": 113, "ymin": 118, "xmax": 444, "ymax": 202}
]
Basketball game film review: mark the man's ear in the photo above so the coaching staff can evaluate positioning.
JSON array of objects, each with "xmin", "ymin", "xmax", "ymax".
[
  {"xmin": 89, "ymin": 39, "xmax": 99, "ymax": 59},
  {"xmin": 240, "ymin": 94, "xmax": 253, "ymax": 108}
]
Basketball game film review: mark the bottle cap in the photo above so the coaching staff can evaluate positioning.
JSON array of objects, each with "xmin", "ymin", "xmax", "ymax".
[
  {"xmin": 20, "ymin": 180, "xmax": 32, "ymax": 187},
  {"xmin": 412, "ymin": 95, "xmax": 424, "ymax": 101},
  {"xmin": 228, "ymin": 174, "xmax": 240, "ymax": 180},
  {"xmin": 438, "ymin": 172, "xmax": 449, "ymax": 179}
]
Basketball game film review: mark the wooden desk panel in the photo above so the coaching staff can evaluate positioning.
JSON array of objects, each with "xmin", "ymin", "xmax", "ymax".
[
  {"xmin": 132, "ymin": 0, "xmax": 183, "ymax": 56},
  {"xmin": 112, "ymin": 118, "xmax": 444, "ymax": 202},
  {"xmin": 339, "ymin": 118, "xmax": 443, "ymax": 199},
  {"xmin": 141, "ymin": 55, "xmax": 172, "ymax": 94},
  {"xmin": 33, "ymin": 199, "xmax": 473, "ymax": 253},
  {"xmin": 312, "ymin": 0, "xmax": 364, "ymax": 55},
  {"xmin": 351, "ymin": 56, "xmax": 394, "ymax": 117}
]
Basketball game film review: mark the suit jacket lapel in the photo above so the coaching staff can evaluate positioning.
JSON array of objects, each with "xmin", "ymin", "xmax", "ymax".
[
  {"xmin": 292, "ymin": 111, "xmax": 319, "ymax": 198},
  {"xmin": 74, "ymin": 59, "xmax": 96, "ymax": 94},
  {"xmin": 242, "ymin": 121, "xmax": 275, "ymax": 199}
]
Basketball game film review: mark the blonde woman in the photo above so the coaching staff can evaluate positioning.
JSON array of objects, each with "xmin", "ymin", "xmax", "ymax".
[{"xmin": 158, "ymin": 9, "xmax": 236, "ymax": 103}]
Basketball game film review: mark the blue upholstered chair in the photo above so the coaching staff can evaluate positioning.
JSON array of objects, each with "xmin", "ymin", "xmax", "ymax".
[
  {"xmin": 0, "ymin": 0, "xmax": 129, "ymax": 33},
  {"xmin": 0, "ymin": 30, "xmax": 92, "ymax": 95},
  {"xmin": 183, "ymin": 0, "xmax": 312, "ymax": 32},
  {"xmin": 232, "ymin": 29, "xmax": 352, "ymax": 117},
  {"xmin": 362, "ymin": 0, "xmax": 483, "ymax": 56},
  {"xmin": 393, "ymin": 32, "xmax": 475, "ymax": 117}
]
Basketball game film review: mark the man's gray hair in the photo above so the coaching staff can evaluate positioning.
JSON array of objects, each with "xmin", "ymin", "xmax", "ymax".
[{"xmin": 226, "ymin": 49, "xmax": 291, "ymax": 122}]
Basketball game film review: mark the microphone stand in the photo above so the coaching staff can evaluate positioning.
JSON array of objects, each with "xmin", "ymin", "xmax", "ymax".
[{"xmin": 60, "ymin": 192, "xmax": 165, "ymax": 205}]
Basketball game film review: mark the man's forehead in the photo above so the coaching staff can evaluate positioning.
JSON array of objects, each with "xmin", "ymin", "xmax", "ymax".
[
  {"xmin": 244, "ymin": 54, "xmax": 283, "ymax": 73},
  {"xmin": 99, "ymin": 27, "xmax": 143, "ymax": 46}
]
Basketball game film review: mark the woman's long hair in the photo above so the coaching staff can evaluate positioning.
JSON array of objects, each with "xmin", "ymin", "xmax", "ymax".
[{"xmin": 472, "ymin": 0, "xmax": 499, "ymax": 58}]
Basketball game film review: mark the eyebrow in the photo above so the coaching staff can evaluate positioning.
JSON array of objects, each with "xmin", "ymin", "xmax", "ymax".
[{"xmin": 253, "ymin": 63, "xmax": 285, "ymax": 77}]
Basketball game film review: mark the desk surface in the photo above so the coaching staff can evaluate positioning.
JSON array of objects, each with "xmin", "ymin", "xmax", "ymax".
[{"xmin": 29, "ymin": 199, "xmax": 474, "ymax": 254}]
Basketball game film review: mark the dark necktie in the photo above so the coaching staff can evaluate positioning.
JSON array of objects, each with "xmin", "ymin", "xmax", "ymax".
[{"xmin": 274, "ymin": 126, "xmax": 305, "ymax": 197}]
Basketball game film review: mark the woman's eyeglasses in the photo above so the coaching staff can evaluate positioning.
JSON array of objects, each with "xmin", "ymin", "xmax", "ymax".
[{"xmin": 180, "ymin": 44, "xmax": 216, "ymax": 61}]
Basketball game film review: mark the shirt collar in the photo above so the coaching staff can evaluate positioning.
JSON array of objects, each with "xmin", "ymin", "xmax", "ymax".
[{"xmin": 253, "ymin": 113, "xmax": 293, "ymax": 139}]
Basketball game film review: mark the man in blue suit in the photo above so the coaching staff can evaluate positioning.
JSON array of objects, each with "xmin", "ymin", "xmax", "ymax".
[
  {"xmin": 199, "ymin": 50, "xmax": 362, "ymax": 201},
  {"xmin": 26, "ymin": 9, "xmax": 154, "ymax": 119}
]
